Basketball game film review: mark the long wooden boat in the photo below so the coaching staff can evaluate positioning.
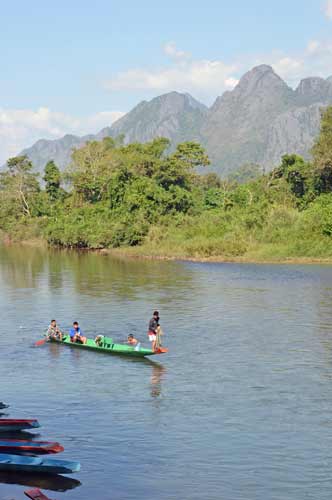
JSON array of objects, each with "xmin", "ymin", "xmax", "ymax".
[
  {"xmin": 0, "ymin": 420, "xmax": 40, "ymax": 432},
  {"xmin": 0, "ymin": 453, "xmax": 80, "ymax": 474},
  {"xmin": 50, "ymin": 335, "xmax": 168, "ymax": 357},
  {"xmin": 0, "ymin": 439, "xmax": 63, "ymax": 454}
]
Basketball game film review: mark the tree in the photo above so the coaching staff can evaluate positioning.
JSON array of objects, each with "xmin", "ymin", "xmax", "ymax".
[
  {"xmin": 67, "ymin": 140, "xmax": 117, "ymax": 203},
  {"xmin": 271, "ymin": 154, "xmax": 314, "ymax": 201},
  {"xmin": 198, "ymin": 172, "xmax": 222, "ymax": 189},
  {"xmin": 228, "ymin": 163, "xmax": 263, "ymax": 184},
  {"xmin": 44, "ymin": 160, "xmax": 61, "ymax": 200},
  {"xmin": 0, "ymin": 155, "xmax": 40, "ymax": 217},
  {"xmin": 155, "ymin": 142, "xmax": 210, "ymax": 190},
  {"xmin": 312, "ymin": 106, "xmax": 332, "ymax": 193},
  {"xmin": 171, "ymin": 142, "xmax": 210, "ymax": 169}
]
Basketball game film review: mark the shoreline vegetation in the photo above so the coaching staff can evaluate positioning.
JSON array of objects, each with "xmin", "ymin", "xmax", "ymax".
[
  {"xmin": 2, "ymin": 108, "xmax": 332, "ymax": 265},
  {"xmin": 3, "ymin": 238, "xmax": 332, "ymax": 265}
]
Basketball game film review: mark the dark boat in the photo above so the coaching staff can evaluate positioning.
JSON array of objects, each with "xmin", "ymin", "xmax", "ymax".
[
  {"xmin": 0, "ymin": 471, "xmax": 81, "ymax": 491},
  {"xmin": 0, "ymin": 439, "xmax": 64, "ymax": 454},
  {"xmin": 0, "ymin": 420, "xmax": 40, "ymax": 432}
]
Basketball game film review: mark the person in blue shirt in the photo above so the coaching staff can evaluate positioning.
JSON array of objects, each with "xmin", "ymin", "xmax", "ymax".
[{"xmin": 70, "ymin": 321, "xmax": 87, "ymax": 344}]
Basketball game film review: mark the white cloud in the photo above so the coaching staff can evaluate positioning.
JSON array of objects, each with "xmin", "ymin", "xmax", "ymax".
[
  {"xmin": 277, "ymin": 42, "xmax": 332, "ymax": 85},
  {"xmin": 225, "ymin": 77, "xmax": 240, "ymax": 88},
  {"xmin": 307, "ymin": 40, "xmax": 321, "ymax": 54},
  {"xmin": 272, "ymin": 56, "xmax": 304, "ymax": 82},
  {"xmin": 105, "ymin": 37, "xmax": 332, "ymax": 100},
  {"xmin": 105, "ymin": 43, "xmax": 239, "ymax": 100},
  {"xmin": 164, "ymin": 41, "xmax": 190, "ymax": 60},
  {"xmin": 2, "ymin": 35, "xmax": 332, "ymax": 165},
  {"xmin": 0, "ymin": 108, "xmax": 124, "ymax": 165},
  {"xmin": 323, "ymin": 0, "xmax": 332, "ymax": 19},
  {"xmin": 250, "ymin": 39, "xmax": 332, "ymax": 87},
  {"xmin": 81, "ymin": 111, "xmax": 125, "ymax": 132}
]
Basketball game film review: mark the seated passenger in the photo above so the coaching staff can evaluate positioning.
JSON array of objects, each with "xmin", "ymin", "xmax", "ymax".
[
  {"xmin": 70, "ymin": 321, "xmax": 87, "ymax": 344},
  {"xmin": 127, "ymin": 334, "xmax": 138, "ymax": 346},
  {"xmin": 47, "ymin": 319, "xmax": 63, "ymax": 341}
]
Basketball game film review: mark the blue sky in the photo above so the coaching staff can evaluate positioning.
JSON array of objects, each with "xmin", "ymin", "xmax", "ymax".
[{"xmin": 0, "ymin": 0, "xmax": 331, "ymax": 162}]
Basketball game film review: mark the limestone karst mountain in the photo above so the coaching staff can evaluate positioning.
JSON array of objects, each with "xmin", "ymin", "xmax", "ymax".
[{"xmin": 18, "ymin": 65, "xmax": 332, "ymax": 176}]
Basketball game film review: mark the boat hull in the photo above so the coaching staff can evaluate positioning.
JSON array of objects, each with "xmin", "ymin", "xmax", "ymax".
[
  {"xmin": 50, "ymin": 336, "xmax": 166, "ymax": 357},
  {"xmin": 0, "ymin": 420, "xmax": 40, "ymax": 432},
  {"xmin": 24, "ymin": 488, "xmax": 52, "ymax": 500},
  {"xmin": 0, "ymin": 440, "xmax": 63, "ymax": 454},
  {"xmin": 0, "ymin": 453, "xmax": 80, "ymax": 474}
]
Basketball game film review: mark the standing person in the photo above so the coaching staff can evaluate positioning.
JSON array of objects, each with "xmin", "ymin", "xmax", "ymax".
[
  {"xmin": 70, "ymin": 321, "xmax": 87, "ymax": 344},
  {"xmin": 148, "ymin": 311, "xmax": 160, "ymax": 352},
  {"xmin": 47, "ymin": 319, "xmax": 63, "ymax": 341}
]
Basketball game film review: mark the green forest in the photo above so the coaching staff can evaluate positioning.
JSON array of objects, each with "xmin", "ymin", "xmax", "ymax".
[{"xmin": 1, "ymin": 107, "xmax": 332, "ymax": 262}]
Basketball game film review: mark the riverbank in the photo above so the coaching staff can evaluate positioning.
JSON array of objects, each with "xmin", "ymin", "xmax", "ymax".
[
  {"xmin": 3, "ymin": 232, "xmax": 332, "ymax": 265},
  {"xmin": 101, "ymin": 244, "xmax": 332, "ymax": 265},
  {"xmin": 2, "ymin": 234, "xmax": 332, "ymax": 265}
]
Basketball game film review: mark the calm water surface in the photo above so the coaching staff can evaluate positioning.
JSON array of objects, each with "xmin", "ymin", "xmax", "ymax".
[{"xmin": 1, "ymin": 246, "xmax": 332, "ymax": 499}]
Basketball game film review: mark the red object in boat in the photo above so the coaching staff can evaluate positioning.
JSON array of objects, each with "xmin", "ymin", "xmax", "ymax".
[
  {"xmin": 0, "ymin": 439, "xmax": 64, "ymax": 454},
  {"xmin": 24, "ymin": 488, "xmax": 53, "ymax": 500}
]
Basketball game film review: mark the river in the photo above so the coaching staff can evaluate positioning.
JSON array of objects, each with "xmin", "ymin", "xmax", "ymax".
[{"xmin": 1, "ymin": 246, "xmax": 332, "ymax": 500}]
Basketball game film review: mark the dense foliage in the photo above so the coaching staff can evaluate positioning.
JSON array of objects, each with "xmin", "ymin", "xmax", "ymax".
[{"xmin": 2, "ymin": 107, "xmax": 332, "ymax": 261}]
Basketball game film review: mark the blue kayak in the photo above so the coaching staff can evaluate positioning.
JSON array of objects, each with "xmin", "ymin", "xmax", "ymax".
[{"xmin": 0, "ymin": 453, "xmax": 80, "ymax": 474}]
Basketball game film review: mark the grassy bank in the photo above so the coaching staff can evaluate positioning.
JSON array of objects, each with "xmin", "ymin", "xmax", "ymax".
[{"xmin": 104, "ymin": 230, "xmax": 332, "ymax": 264}]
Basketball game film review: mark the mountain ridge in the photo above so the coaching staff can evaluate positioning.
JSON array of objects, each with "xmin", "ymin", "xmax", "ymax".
[{"xmin": 17, "ymin": 65, "xmax": 332, "ymax": 176}]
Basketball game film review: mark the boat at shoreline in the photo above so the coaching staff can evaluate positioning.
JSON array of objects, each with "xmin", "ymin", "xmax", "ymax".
[
  {"xmin": 49, "ymin": 335, "xmax": 168, "ymax": 357},
  {"xmin": 0, "ymin": 470, "xmax": 81, "ymax": 491},
  {"xmin": 0, "ymin": 439, "xmax": 64, "ymax": 454},
  {"xmin": 25, "ymin": 489, "xmax": 53, "ymax": 500},
  {"xmin": 0, "ymin": 420, "xmax": 40, "ymax": 432},
  {"xmin": 0, "ymin": 453, "xmax": 80, "ymax": 474}
]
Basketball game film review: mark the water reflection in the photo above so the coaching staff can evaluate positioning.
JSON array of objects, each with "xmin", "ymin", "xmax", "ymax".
[
  {"xmin": 0, "ymin": 472, "xmax": 81, "ymax": 492},
  {"xmin": 0, "ymin": 432, "xmax": 41, "ymax": 440},
  {"xmin": 150, "ymin": 363, "xmax": 166, "ymax": 398},
  {"xmin": 0, "ymin": 245, "xmax": 194, "ymax": 302},
  {"xmin": 0, "ymin": 245, "xmax": 47, "ymax": 289},
  {"xmin": 49, "ymin": 342, "xmax": 61, "ymax": 358}
]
